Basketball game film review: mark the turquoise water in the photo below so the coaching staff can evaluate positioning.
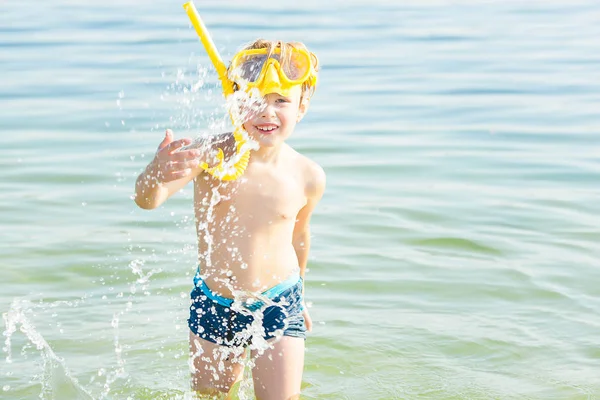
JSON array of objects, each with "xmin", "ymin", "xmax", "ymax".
[{"xmin": 2, "ymin": 0, "xmax": 600, "ymax": 398}]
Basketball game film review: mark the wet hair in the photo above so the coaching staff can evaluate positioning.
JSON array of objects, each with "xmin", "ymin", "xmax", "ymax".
[{"xmin": 228, "ymin": 39, "xmax": 319, "ymax": 100}]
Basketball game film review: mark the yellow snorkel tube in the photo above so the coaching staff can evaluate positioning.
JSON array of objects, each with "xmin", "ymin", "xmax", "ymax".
[
  {"xmin": 183, "ymin": 2, "xmax": 233, "ymax": 97},
  {"xmin": 183, "ymin": 1, "xmax": 250, "ymax": 181}
]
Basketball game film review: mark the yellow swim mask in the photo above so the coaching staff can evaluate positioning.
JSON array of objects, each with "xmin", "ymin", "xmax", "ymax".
[{"xmin": 229, "ymin": 48, "xmax": 318, "ymax": 98}]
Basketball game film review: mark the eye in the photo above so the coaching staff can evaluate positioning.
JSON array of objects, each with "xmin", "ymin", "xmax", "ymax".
[{"xmin": 276, "ymin": 97, "xmax": 291, "ymax": 103}]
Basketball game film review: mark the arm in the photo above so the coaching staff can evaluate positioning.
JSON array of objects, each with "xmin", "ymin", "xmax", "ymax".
[
  {"xmin": 292, "ymin": 164, "xmax": 326, "ymax": 280},
  {"xmin": 292, "ymin": 163, "xmax": 325, "ymax": 332},
  {"xmin": 134, "ymin": 130, "xmax": 206, "ymax": 210}
]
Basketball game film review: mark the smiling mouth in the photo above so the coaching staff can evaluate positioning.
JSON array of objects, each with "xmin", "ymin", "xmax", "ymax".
[{"xmin": 255, "ymin": 125, "xmax": 279, "ymax": 134}]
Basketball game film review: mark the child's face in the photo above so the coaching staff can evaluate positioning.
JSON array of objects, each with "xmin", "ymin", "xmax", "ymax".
[{"xmin": 242, "ymin": 85, "xmax": 308, "ymax": 148}]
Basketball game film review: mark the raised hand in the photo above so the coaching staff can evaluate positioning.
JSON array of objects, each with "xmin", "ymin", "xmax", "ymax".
[{"xmin": 152, "ymin": 129, "xmax": 201, "ymax": 183}]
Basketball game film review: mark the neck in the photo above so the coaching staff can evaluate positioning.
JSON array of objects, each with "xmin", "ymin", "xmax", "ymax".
[{"xmin": 251, "ymin": 143, "xmax": 284, "ymax": 164}]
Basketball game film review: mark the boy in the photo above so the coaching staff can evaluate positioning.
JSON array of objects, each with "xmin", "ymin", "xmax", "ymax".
[{"xmin": 134, "ymin": 39, "xmax": 325, "ymax": 399}]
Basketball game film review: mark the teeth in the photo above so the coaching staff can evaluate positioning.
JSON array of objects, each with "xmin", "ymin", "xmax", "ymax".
[{"xmin": 257, "ymin": 126, "xmax": 276, "ymax": 131}]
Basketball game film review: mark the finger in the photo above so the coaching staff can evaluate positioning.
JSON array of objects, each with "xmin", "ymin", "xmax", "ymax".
[
  {"xmin": 164, "ymin": 138, "xmax": 193, "ymax": 154},
  {"xmin": 170, "ymin": 150, "xmax": 202, "ymax": 162},
  {"xmin": 162, "ymin": 159, "xmax": 199, "ymax": 172},
  {"xmin": 303, "ymin": 310, "xmax": 312, "ymax": 332},
  {"xmin": 158, "ymin": 129, "xmax": 174, "ymax": 151},
  {"xmin": 164, "ymin": 160, "xmax": 200, "ymax": 173}
]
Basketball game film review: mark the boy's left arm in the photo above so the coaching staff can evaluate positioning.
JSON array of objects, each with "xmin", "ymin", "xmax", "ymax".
[{"xmin": 292, "ymin": 164, "xmax": 326, "ymax": 332}]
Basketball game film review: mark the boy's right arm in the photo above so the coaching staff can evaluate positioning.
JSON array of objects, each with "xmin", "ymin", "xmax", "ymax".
[{"xmin": 134, "ymin": 129, "xmax": 204, "ymax": 210}]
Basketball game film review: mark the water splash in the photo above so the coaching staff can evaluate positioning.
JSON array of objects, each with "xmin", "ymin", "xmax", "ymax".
[
  {"xmin": 97, "ymin": 313, "xmax": 127, "ymax": 400},
  {"xmin": 2, "ymin": 299, "xmax": 94, "ymax": 399}
]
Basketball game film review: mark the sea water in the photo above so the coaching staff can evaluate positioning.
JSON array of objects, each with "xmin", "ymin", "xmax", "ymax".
[{"xmin": 2, "ymin": 0, "xmax": 600, "ymax": 399}]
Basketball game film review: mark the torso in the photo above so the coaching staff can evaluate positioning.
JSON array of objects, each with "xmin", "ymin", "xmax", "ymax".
[{"xmin": 193, "ymin": 144, "xmax": 307, "ymax": 297}]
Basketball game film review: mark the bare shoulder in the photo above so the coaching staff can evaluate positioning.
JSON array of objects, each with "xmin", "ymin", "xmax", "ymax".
[{"xmin": 288, "ymin": 147, "xmax": 326, "ymax": 199}]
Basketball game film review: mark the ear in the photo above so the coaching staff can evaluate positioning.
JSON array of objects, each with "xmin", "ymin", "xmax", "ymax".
[{"xmin": 296, "ymin": 96, "xmax": 310, "ymax": 123}]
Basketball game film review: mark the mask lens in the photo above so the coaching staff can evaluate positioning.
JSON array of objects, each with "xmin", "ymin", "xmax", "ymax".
[
  {"xmin": 282, "ymin": 50, "xmax": 310, "ymax": 81},
  {"xmin": 236, "ymin": 54, "xmax": 268, "ymax": 82},
  {"xmin": 233, "ymin": 49, "xmax": 312, "ymax": 84}
]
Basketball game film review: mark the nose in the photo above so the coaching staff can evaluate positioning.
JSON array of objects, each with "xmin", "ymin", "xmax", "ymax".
[{"xmin": 260, "ymin": 101, "xmax": 276, "ymax": 118}]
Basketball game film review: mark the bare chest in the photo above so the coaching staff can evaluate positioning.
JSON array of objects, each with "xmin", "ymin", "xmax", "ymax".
[
  {"xmin": 195, "ymin": 170, "xmax": 306, "ymax": 226},
  {"xmin": 225, "ymin": 173, "xmax": 305, "ymax": 223}
]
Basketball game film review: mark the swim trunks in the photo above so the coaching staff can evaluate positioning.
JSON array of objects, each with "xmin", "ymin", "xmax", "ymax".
[{"xmin": 188, "ymin": 268, "xmax": 306, "ymax": 347}]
